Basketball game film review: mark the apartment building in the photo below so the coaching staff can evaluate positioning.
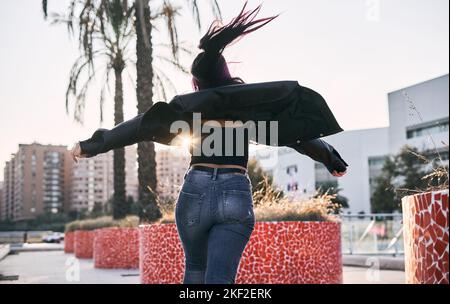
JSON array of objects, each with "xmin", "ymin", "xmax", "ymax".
[
  {"xmin": 70, "ymin": 145, "xmax": 138, "ymax": 213},
  {"xmin": 156, "ymin": 148, "xmax": 190, "ymax": 200},
  {"xmin": 1, "ymin": 143, "xmax": 73, "ymax": 221}
]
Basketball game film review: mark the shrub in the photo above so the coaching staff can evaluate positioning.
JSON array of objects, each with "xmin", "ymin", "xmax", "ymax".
[
  {"xmin": 155, "ymin": 189, "xmax": 339, "ymax": 224},
  {"xmin": 252, "ymin": 175, "xmax": 284, "ymax": 207},
  {"xmin": 158, "ymin": 199, "xmax": 176, "ymax": 224},
  {"xmin": 65, "ymin": 216, "xmax": 139, "ymax": 232},
  {"xmin": 254, "ymin": 193, "xmax": 340, "ymax": 223},
  {"xmin": 65, "ymin": 220, "xmax": 82, "ymax": 232},
  {"xmin": 252, "ymin": 176, "xmax": 340, "ymax": 222}
]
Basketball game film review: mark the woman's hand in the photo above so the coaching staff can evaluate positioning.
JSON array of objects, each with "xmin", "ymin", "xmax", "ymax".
[
  {"xmin": 332, "ymin": 170, "xmax": 347, "ymax": 177},
  {"xmin": 70, "ymin": 142, "xmax": 88, "ymax": 163}
]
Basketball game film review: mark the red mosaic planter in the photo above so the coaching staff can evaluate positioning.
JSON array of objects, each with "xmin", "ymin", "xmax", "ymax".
[
  {"xmin": 64, "ymin": 232, "xmax": 75, "ymax": 253},
  {"xmin": 402, "ymin": 190, "xmax": 449, "ymax": 284},
  {"xmin": 94, "ymin": 227, "xmax": 139, "ymax": 269},
  {"xmin": 139, "ymin": 221, "xmax": 342, "ymax": 284},
  {"xmin": 74, "ymin": 230, "xmax": 94, "ymax": 259}
]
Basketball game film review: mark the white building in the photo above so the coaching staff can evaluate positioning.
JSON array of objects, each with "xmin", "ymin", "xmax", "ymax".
[
  {"xmin": 253, "ymin": 74, "xmax": 449, "ymax": 214},
  {"xmin": 388, "ymin": 74, "xmax": 449, "ymax": 155}
]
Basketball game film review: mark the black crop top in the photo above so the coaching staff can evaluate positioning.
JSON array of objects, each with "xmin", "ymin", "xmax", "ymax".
[{"xmin": 189, "ymin": 124, "xmax": 250, "ymax": 168}]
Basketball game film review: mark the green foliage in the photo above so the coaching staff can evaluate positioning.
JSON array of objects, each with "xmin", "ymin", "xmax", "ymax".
[
  {"xmin": 65, "ymin": 220, "xmax": 82, "ymax": 232},
  {"xmin": 90, "ymin": 202, "xmax": 106, "ymax": 219},
  {"xmin": 371, "ymin": 145, "xmax": 449, "ymax": 213},
  {"xmin": 0, "ymin": 213, "xmax": 70, "ymax": 232}
]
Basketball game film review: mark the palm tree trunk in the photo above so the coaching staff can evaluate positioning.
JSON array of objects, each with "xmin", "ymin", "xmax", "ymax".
[
  {"xmin": 113, "ymin": 66, "xmax": 127, "ymax": 220},
  {"xmin": 135, "ymin": 0, "xmax": 162, "ymax": 222}
]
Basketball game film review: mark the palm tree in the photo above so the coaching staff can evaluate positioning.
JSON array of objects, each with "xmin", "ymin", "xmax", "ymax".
[
  {"xmin": 43, "ymin": 0, "xmax": 222, "ymax": 222},
  {"xmin": 133, "ymin": 0, "xmax": 221, "ymax": 222},
  {"xmin": 134, "ymin": 0, "xmax": 160, "ymax": 221},
  {"xmin": 45, "ymin": 0, "xmax": 135, "ymax": 219}
]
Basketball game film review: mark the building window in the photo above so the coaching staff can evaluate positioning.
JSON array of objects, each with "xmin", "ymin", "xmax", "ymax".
[
  {"xmin": 287, "ymin": 182, "xmax": 299, "ymax": 192},
  {"xmin": 286, "ymin": 165, "xmax": 298, "ymax": 176},
  {"xmin": 368, "ymin": 156, "xmax": 387, "ymax": 167},
  {"xmin": 407, "ymin": 120, "xmax": 449, "ymax": 139}
]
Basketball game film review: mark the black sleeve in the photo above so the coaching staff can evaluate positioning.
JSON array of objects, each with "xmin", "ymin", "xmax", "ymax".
[
  {"xmin": 289, "ymin": 139, "xmax": 349, "ymax": 174},
  {"xmin": 79, "ymin": 113, "xmax": 145, "ymax": 158}
]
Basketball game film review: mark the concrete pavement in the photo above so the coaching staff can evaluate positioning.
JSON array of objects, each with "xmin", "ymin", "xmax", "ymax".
[
  {"xmin": 0, "ymin": 251, "xmax": 139, "ymax": 284},
  {"xmin": 9, "ymin": 243, "xmax": 64, "ymax": 253},
  {"xmin": 0, "ymin": 250, "xmax": 405, "ymax": 284},
  {"xmin": 0, "ymin": 245, "xmax": 10, "ymax": 261},
  {"xmin": 343, "ymin": 266, "xmax": 405, "ymax": 284}
]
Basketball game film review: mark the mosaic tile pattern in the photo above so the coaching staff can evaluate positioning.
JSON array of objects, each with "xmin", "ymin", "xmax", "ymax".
[
  {"xmin": 74, "ymin": 230, "xmax": 94, "ymax": 259},
  {"xmin": 236, "ymin": 222, "xmax": 342, "ymax": 284},
  {"xmin": 139, "ymin": 224, "xmax": 184, "ymax": 284},
  {"xmin": 139, "ymin": 222, "xmax": 342, "ymax": 284},
  {"xmin": 94, "ymin": 228, "xmax": 139, "ymax": 269},
  {"xmin": 64, "ymin": 232, "xmax": 74, "ymax": 253},
  {"xmin": 402, "ymin": 190, "xmax": 449, "ymax": 284}
]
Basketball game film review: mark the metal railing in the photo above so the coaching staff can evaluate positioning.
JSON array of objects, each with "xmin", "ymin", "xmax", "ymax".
[{"xmin": 340, "ymin": 213, "xmax": 404, "ymax": 256}]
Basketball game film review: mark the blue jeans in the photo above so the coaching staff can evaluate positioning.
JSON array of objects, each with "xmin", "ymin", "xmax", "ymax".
[{"xmin": 175, "ymin": 168, "xmax": 255, "ymax": 284}]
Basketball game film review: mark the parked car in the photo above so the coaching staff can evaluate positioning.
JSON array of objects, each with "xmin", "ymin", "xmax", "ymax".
[{"xmin": 42, "ymin": 232, "xmax": 64, "ymax": 243}]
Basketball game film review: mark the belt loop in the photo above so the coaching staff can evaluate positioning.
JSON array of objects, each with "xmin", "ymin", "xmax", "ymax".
[{"xmin": 212, "ymin": 168, "xmax": 218, "ymax": 181}]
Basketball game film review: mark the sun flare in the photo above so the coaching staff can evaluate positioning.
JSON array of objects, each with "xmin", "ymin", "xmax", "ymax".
[{"xmin": 180, "ymin": 136, "xmax": 192, "ymax": 149}]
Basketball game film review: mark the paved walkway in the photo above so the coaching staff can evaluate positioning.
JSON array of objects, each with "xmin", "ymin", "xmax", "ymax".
[
  {"xmin": 0, "ymin": 251, "xmax": 139, "ymax": 284},
  {"xmin": 0, "ymin": 251, "xmax": 405, "ymax": 284}
]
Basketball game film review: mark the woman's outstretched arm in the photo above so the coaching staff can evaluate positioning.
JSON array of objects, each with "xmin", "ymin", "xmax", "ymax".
[
  {"xmin": 289, "ymin": 139, "xmax": 348, "ymax": 177},
  {"xmin": 70, "ymin": 101, "xmax": 184, "ymax": 162},
  {"xmin": 70, "ymin": 113, "xmax": 145, "ymax": 162}
]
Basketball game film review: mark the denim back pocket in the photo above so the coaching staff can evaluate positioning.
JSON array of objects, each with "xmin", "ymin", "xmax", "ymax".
[
  {"xmin": 222, "ymin": 190, "xmax": 254, "ymax": 223},
  {"xmin": 176, "ymin": 191, "xmax": 204, "ymax": 227}
]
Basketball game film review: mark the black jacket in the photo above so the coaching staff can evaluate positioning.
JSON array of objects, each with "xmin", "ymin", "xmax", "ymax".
[{"xmin": 79, "ymin": 81, "xmax": 349, "ymax": 173}]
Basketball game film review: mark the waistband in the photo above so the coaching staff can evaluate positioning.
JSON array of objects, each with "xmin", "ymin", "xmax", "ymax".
[{"xmin": 190, "ymin": 166, "xmax": 247, "ymax": 175}]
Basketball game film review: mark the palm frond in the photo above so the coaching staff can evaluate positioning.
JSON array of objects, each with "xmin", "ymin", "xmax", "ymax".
[
  {"xmin": 42, "ymin": 0, "xmax": 48, "ymax": 19},
  {"xmin": 186, "ymin": 0, "xmax": 202, "ymax": 30},
  {"xmin": 66, "ymin": 53, "xmax": 101, "ymax": 124},
  {"xmin": 46, "ymin": 0, "xmax": 136, "ymax": 123},
  {"xmin": 160, "ymin": 1, "xmax": 181, "ymax": 61},
  {"xmin": 153, "ymin": 73, "xmax": 168, "ymax": 101},
  {"xmin": 153, "ymin": 66, "xmax": 179, "ymax": 100},
  {"xmin": 155, "ymin": 55, "xmax": 189, "ymax": 74},
  {"xmin": 155, "ymin": 41, "xmax": 194, "ymax": 56},
  {"xmin": 210, "ymin": 0, "xmax": 222, "ymax": 20}
]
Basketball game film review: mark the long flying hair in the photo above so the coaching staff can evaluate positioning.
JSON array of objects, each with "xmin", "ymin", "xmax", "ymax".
[{"xmin": 191, "ymin": 2, "xmax": 278, "ymax": 91}]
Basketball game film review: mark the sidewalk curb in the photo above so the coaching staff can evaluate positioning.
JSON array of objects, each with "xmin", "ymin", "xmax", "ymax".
[
  {"xmin": 9, "ymin": 244, "xmax": 64, "ymax": 253},
  {"xmin": 343, "ymin": 255, "xmax": 405, "ymax": 271},
  {"xmin": 0, "ymin": 244, "xmax": 11, "ymax": 261}
]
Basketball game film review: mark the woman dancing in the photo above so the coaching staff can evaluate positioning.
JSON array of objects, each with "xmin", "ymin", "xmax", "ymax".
[{"xmin": 71, "ymin": 2, "xmax": 348, "ymax": 284}]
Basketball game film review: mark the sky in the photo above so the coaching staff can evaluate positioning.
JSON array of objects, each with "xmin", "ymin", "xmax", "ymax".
[{"xmin": 0, "ymin": 0, "xmax": 449, "ymax": 181}]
